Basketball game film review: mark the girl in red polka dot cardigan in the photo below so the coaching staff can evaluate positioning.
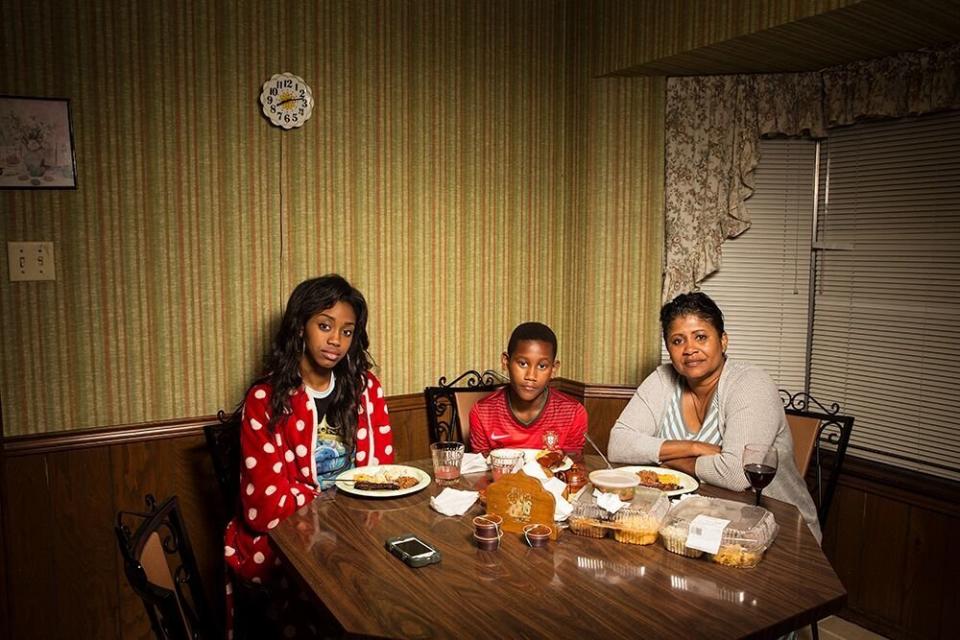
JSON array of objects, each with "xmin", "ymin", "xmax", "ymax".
[{"xmin": 223, "ymin": 275, "xmax": 394, "ymax": 633}]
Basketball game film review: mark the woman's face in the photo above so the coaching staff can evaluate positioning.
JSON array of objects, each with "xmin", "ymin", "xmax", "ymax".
[
  {"xmin": 301, "ymin": 301, "xmax": 357, "ymax": 373},
  {"xmin": 665, "ymin": 314, "xmax": 728, "ymax": 384}
]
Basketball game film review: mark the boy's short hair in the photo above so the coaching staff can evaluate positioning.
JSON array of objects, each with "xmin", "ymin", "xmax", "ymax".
[{"xmin": 507, "ymin": 322, "xmax": 558, "ymax": 359}]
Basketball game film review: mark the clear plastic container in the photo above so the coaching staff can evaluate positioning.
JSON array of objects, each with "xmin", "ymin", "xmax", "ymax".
[
  {"xmin": 569, "ymin": 485, "xmax": 670, "ymax": 545},
  {"xmin": 658, "ymin": 496, "xmax": 779, "ymax": 567}
]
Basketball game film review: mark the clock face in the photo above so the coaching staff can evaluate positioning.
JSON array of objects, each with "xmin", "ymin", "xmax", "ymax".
[{"xmin": 260, "ymin": 73, "xmax": 314, "ymax": 129}]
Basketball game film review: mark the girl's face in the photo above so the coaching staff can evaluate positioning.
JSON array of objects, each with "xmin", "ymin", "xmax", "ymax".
[
  {"xmin": 665, "ymin": 314, "xmax": 727, "ymax": 384},
  {"xmin": 300, "ymin": 301, "xmax": 357, "ymax": 373}
]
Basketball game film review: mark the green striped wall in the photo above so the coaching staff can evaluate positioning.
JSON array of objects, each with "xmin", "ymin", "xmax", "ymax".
[{"xmin": 0, "ymin": 0, "xmax": 847, "ymax": 436}]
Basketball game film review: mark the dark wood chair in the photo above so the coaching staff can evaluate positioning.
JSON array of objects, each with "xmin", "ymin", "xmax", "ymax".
[
  {"xmin": 780, "ymin": 390, "xmax": 855, "ymax": 529},
  {"xmin": 203, "ymin": 409, "xmax": 242, "ymax": 521},
  {"xmin": 115, "ymin": 494, "xmax": 217, "ymax": 640},
  {"xmin": 425, "ymin": 369, "xmax": 506, "ymax": 451}
]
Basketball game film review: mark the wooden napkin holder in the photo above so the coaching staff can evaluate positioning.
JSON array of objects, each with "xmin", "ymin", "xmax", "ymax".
[{"xmin": 485, "ymin": 472, "xmax": 559, "ymax": 540}]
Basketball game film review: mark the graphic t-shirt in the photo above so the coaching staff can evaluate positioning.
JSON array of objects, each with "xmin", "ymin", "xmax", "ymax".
[{"xmin": 305, "ymin": 374, "xmax": 353, "ymax": 488}]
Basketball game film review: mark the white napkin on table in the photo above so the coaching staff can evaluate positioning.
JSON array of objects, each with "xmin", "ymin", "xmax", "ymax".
[
  {"xmin": 594, "ymin": 489, "xmax": 628, "ymax": 514},
  {"xmin": 430, "ymin": 487, "xmax": 479, "ymax": 516},
  {"xmin": 543, "ymin": 477, "xmax": 573, "ymax": 521},
  {"xmin": 460, "ymin": 452, "xmax": 489, "ymax": 474}
]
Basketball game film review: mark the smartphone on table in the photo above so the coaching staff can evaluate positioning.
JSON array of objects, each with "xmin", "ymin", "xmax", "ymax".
[{"xmin": 385, "ymin": 534, "xmax": 441, "ymax": 568}]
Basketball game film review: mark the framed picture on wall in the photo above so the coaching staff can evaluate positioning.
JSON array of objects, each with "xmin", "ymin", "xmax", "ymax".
[{"xmin": 0, "ymin": 95, "xmax": 78, "ymax": 189}]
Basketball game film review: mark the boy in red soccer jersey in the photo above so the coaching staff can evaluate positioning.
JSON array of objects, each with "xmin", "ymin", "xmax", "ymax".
[{"xmin": 469, "ymin": 322, "xmax": 587, "ymax": 455}]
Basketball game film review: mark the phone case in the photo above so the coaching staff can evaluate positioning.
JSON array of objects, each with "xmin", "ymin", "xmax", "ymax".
[{"xmin": 385, "ymin": 535, "xmax": 442, "ymax": 568}]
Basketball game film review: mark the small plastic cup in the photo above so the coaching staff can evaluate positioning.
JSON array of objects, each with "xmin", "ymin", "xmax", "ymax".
[
  {"xmin": 523, "ymin": 523, "xmax": 552, "ymax": 548},
  {"xmin": 431, "ymin": 441, "xmax": 465, "ymax": 484},
  {"xmin": 473, "ymin": 513, "xmax": 503, "ymax": 538},
  {"xmin": 490, "ymin": 450, "xmax": 524, "ymax": 481}
]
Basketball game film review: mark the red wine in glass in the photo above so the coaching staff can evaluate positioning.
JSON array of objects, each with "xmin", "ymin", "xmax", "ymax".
[{"xmin": 742, "ymin": 444, "xmax": 778, "ymax": 506}]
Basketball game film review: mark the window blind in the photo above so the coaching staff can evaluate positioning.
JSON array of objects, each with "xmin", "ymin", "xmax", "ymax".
[
  {"xmin": 664, "ymin": 138, "xmax": 815, "ymax": 394},
  {"xmin": 810, "ymin": 110, "xmax": 960, "ymax": 482}
]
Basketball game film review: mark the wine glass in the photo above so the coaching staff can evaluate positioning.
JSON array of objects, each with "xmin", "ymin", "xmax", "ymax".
[{"xmin": 742, "ymin": 444, "xmax": 778, "ymax": 506}]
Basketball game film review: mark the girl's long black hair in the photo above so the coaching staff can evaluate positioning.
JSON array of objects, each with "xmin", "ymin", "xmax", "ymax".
[{"xmin": 261, "ymin": 274, "xmax": 372, "ymax": 451}]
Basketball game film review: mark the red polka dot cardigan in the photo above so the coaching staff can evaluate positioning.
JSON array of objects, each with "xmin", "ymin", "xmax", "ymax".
[{"xmin": 224, "ymin": 371, "xmax": 394, "ymax": 582}]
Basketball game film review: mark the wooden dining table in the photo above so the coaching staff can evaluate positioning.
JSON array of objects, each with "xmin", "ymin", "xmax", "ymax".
[{"xmin": 270, "ymin": 456, "xmax": 846, "ymax": 639}]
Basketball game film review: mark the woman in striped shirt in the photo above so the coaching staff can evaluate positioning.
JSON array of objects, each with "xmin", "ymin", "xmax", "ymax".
[{"xmin": 608, "ymin": 292, "xmax": 820, "ymax": 540}]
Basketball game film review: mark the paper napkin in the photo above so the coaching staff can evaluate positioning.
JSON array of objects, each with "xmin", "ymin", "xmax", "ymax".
[
  {"xmin": 430, "ymin": 487, "xmax": 479, "ymax": 516},
  {"xmin": 460, "ymin": 452, "xmax": 489, "ymax": 474},
  {"xmin": 594, "ymin": 489, "xmax": 628, "ymax": 514},
  {"xmin": 543, "ymin": 477, "xmax": 573, "ymax": 521}
]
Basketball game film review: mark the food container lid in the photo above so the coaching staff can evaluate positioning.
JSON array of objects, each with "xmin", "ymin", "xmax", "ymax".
[
  {"xmin": 610, "ymin": 486, "xmax": 671, "ymax": 525},
  {"xmin": 588, "ymin": 469, "xmax": 641, "ymax": 491},
  {"xmin": 660, "ymin": 495, "xmax": 779, "ymax": 551},
  {"xmin": 570, "ymin": 485, "xmax": 670, "ymax": 527}
]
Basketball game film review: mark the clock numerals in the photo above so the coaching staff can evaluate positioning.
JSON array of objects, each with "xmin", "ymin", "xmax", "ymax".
[{"xmin": 261, "ymin": 73, "xmax": 313, "ymax": 129}]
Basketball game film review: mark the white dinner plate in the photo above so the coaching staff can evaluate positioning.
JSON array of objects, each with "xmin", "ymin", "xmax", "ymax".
[
  {"xmin": 613, "ymin": 465, "xmax": 699, "ymax": 497},
  {"xmin": 490, "ymin": 448, "xmax": 573, "ymax": 472},
  {"xmin": 334, "ymin": 464, "xmax": 431, "ymax": 498}
]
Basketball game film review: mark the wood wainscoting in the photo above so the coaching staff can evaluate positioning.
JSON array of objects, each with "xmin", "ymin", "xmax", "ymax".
[{"xmin": 1, "ymin": 382, "xmax": 956, "ymax": 639}]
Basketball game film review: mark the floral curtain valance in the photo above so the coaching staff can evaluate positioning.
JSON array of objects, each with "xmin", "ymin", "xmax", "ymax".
[{"xmin": 663, "ymin": 41, "xmax": 960, "ymax": 302}]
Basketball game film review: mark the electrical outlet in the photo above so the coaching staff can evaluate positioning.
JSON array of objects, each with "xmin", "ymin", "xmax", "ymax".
[{"xmin": 8, "ymin": 241, "xmax": 56, "ymax": 281}]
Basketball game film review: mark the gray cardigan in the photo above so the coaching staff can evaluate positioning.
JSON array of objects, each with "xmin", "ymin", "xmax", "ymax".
[{"xmin": 608, "ymin": 359, "xmax": 821, "ymax": 541}]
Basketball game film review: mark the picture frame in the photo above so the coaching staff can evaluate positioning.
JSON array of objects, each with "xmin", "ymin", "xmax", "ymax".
[{"xmin": 0, "ymin": 95, "xmax": 78, "ymax": 189}]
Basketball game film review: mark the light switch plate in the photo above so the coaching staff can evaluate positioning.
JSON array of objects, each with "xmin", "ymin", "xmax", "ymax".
[{"xmin": 8, "ymin": 241, "xmax": 56, "ymax": 281}]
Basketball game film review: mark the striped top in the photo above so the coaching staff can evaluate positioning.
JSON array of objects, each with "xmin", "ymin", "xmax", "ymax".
[{"xmin": 658, "ymin": 384, "xmax": 722, "ymax": 445}]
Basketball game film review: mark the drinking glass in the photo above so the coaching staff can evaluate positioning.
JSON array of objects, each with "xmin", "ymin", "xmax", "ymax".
[
  {"xmin": 490, "ymin": 450, "xmax": 524, "ymax": 481},
  {"xmin": 430, "ymin": 441, "xmax": 465, "ymax": 484},
  {"xmin": 742, "ymin": 444, "xmax": 778, "ymax": 506}
]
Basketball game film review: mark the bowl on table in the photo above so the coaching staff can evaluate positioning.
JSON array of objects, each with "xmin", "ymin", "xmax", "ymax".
[{"xmin": 588, "ymin": 469, "xmax": 641, "ymax": 501}]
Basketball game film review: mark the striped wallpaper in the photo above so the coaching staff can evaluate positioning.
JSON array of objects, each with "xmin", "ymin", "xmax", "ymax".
[{"xmin": 0, "ymin": 0, "xmax": 847, "ymax": 436}]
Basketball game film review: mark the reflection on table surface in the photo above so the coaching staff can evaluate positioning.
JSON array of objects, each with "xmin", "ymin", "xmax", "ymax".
[{"xmin": 270, "ymin": 456, "xmax": 845, "ymax": 640}]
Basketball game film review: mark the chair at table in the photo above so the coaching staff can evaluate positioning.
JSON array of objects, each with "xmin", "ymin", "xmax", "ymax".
[
  {"xmin": 425, "ymin": 369, "xmax": 507, "ymax": 450},
  {"xmin": 203, "ymin": 409, "xmax": 242, "ymax": 521},
  {"xmin": 115, "ymin": 494, "xmax": 217, "ymax": 640},
  {"xmin": 779, "ymin": 390, "xmax": 855, "ymax": 529}
]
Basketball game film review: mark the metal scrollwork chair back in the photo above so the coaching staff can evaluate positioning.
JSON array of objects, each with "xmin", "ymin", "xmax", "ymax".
[
  {"xmin": 425, "ymin": 369, "xmax": 507, "ymax": 451},
  {"xmin": 780, "ymin": 390, "xmax": 855, "ymax": 529},
  {"xmin": 115, "ymin": 494, "xmax": 216, "ymax": 640},
  {"xmin": 203, "ymin": 409, "xmax": 242, "ymax": 521}
]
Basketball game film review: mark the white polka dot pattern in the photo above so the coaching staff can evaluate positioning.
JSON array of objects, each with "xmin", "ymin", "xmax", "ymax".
[
  {"xmin": 225, "ymin": 545, "xmax": 235, "ymax": 557},
  {"xmin": 377, "ymin": 387, "xmax": 384, "ymax": 398},
  {"xmin": 379, "ymin": 425, "xmax": 391, "ymax": 434},
  {"xmin": 366, "ymin": 401, "xmax": 374, "ymax": 415},
  {"xmin": 250, "ymin": 418, "xmax": 263, "ymax": 431},
  {"xmin": 356, "ymin": 450, "xmax": 366, "ymax": 462},
  {"xmin": 384, "ymin": 444, "xmax": 393, "ymax": 455},
  {"xmin": 279, "ymin": 495, "xmax": 287, "ymax": 507},
  {"xmin": 275, "ymin": 434, "xmax": 283, "ymax": 446},
  {"xmin": 263, "ymin": 443, "xmax": 275, "ymax": 454},
  {"xmin": 357, "ymin": 428, "xmax": 367, "ymax": 440},
  {"xmin": 254, "ymin": 389, "xmax": 266, "ymax": 399},
  {"xmin": 296, "ymin": 493, "xmax": 306, "ymax": 506},
  {"xmin": 265, "ymin": 485, "xmax": 276, "ymax": 496},
  {"xmin": 285, "ymin": 450, "xmax": 294, "ymax": 462},
  {"xmin": 384, "ymin": 406, "xmax": 389, "ymax": 415},
  {"xmin": 295, "ymin": 445, "xmax": 307, "ymax": 457},
  {"xmin": 253, "ymin": 552, "xmax": 265, "ymax": 564},
  {"xmin": 245, "ymin": 457, "xmax": 257, "ymax": 469},
  {"xmin": 273, "ymin": 462, "xmax": 282, "ymax": 473},
  {"xmin": 370, "ymin": 456, "xmax": 379, "ymax": 466},
  {"xmin": 247, "ymin": 508, "xmax": 257, "ymax": 521},
  {"xmin": 291, "ymin": 487, "xmax": 300, "ymax": 495},
  {"xmin": 268, "ymin": 519, "xmax": 280, "ymax": 529},
  {"xmin": 245, "ymin": 483, "xmax": 254, "ymax": 496},
  {"xmin": 296, "ymin": 419, "xmax": 305, "ymax": 431},
  {"xmin": 251, "ymin": 577, "xmax": 262, "ymax": 584},
  {"xmin": 301, "ymin": 467, "xmax": 310, "ymax": 477}
]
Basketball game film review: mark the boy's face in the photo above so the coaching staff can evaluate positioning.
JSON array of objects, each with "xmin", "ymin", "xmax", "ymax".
[{"xmin": 501, "ymin": 339, "xmax": 558, "ymax": 404}]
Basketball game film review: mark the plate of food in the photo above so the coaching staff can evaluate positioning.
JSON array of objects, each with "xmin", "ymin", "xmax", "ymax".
[
  {"xmin": 334, "ymin": 464, "xmax": 431, "ymax": 498},
  {"xmin": 614, "ymin": 466, "xmax": 699, "ymax": 497}
]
